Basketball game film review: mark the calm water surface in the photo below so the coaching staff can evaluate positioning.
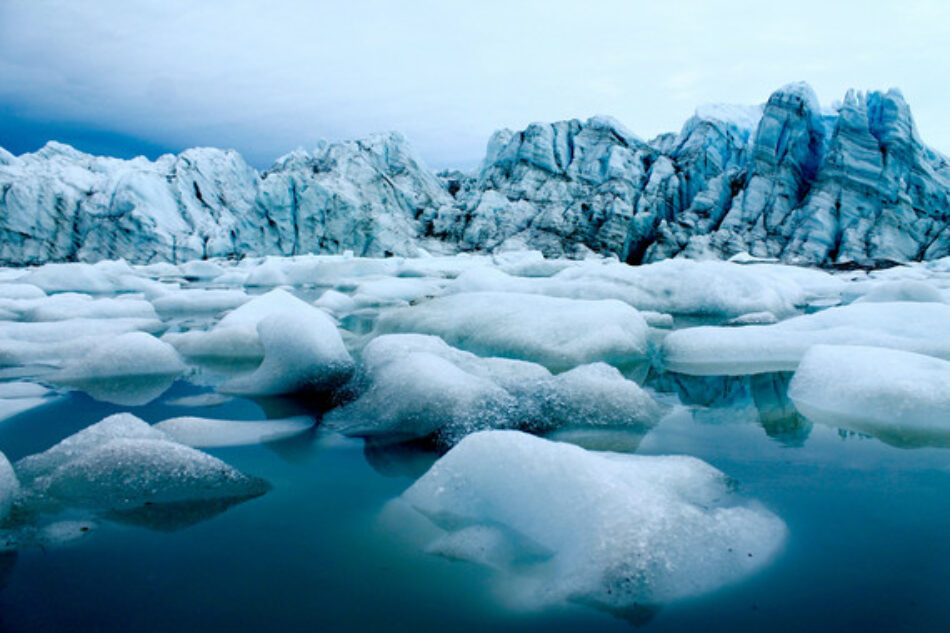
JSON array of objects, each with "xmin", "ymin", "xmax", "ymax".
[{"xmin": 0, "ymin": 379, "xmax": 948, "ymax": 632}]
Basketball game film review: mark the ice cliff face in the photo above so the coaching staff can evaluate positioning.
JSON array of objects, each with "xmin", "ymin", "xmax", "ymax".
[{"xmin": 2, "ymin": 82, "xmax": 949, "ymax": 266}]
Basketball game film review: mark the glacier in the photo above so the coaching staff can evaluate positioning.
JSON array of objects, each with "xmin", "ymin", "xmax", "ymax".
[{"xmin": 2, "ymin": 83, "xmax": 948, "ymax": 267}]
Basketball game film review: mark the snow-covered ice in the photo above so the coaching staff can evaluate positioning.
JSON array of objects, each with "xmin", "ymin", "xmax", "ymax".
[
  {"xmin": 376, "ymin": 292, "xmax": 649, "ymax": 372},
  {"xmin": 662, "ymin": 302, "xmax": 950, "ymax": 375},
  {"xmin": 788, "ymin": 345, "xmax": 950, "ymax": 447},
  {"xmin": 395, "ymin": 431, "xmax": 787, "ymax": 610},
  {"xmin": 154, "ymin": 416, "xmax": 314, "ymax": 447}
]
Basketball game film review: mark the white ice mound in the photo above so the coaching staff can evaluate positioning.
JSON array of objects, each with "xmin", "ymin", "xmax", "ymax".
[
  {"xmin": 18, "ymin": 293, "xmax": 159, "ymax": 322},
  {"xmin": 851, "ymin": 280, "xmax": 946, "ymax": 304},
  {"xmin": 375, "ymin": 292, "xmax": 649, "ymax": 372},
  {"xmin": 151, "ymin": 288, "xmax": 250, "ymax": 318},
  {"xmin": 220, "ymin": 310, "xmax": 354, "ymax": 396},
  {"xmin": 662, "ymin": 302, "xmax": 950, "ymax": 375},
  {"xmin": 52, "ymin": 332, "xmax": 185, "ymax": 405},
  {"xmin": 43, "ymin": 438, "xmax": 268, "ymax": 510},
  {"xmin": 448, "ymin": 259, "xmax": 839, "ymax": 317},
  {"xmin": 328, "ymin": 334, "xmax": 660, "ymax": 446},
  {"xmin": 0, "ymin": 451, "xmax": 19, "ymax": 521},
  {"xmin": 397, "ymin": 431, "xmax": 787, "ymax": 610},
  {"xmin": 15, "ymin": 412, "xmax": 168, "ymax": 486},
  {"xmin": 788, "ymin": 345, "xmax": 950, "ymax": 447},
  {"xmin": 21, "ymin": 263, "xmax": 116, "ymax": 294},
  {"xmin": 0, "ymin": 381, "xmax": 59, "ymax": 422},
  {"xmin": 164, "ymin": 288, "xmax": 316, "ymax": 360},
  {"xmin": 153, "ymin": 416, "xmax": 314, "ymax": 447}
]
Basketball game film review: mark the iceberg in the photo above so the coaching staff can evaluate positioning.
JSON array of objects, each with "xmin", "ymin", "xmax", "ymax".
[
  {"xmin": 788, "ymin": 345, "xmax": 950, "ymax": 447},
  {"xmin": 376, "ymin": 292, "xmax": 649, "ymax": 372},
  {"xmin": 153, "ymin": 416, "xmax": 314, "ymax": 448},
  {"xmin": 662, "ymin": 302, "xmax": 950, "ymax": 375},
  {"xmin": 396, "ymin": 431, "xmax": 787, "ymax": 611}
]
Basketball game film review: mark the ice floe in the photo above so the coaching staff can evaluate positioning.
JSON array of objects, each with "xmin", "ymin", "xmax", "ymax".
[
  {"xmin": 789, "ymin": 345, "xmax": 950, "ymax": 447},
  {"xmin": 395, "ymin": 430, "xmax": 787, "ymax": 610}
]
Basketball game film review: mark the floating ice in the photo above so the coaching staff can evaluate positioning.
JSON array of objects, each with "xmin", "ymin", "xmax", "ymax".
[
  {"xmin": 17, "ymin": 293, "xmax": 159, "ymax": 322},
  {"xmin": 851, "ymin": 280, "xmax": 946, "ymax": 304},
  {"xmin": 396, "ymin": 431, "xmax": 787, "ymax": 611},
  {"xmin": 788, "ymin": 345, "xmax": 950, "ymax": 447},
  {"xmin": 154, "ymin": 416, "xmax": 314, "ymax": 447},
  {"xmin": 164, "ymin": 288, "xmax": 318, "ymax": 360},
  {"xmin": 0, "ymin": 381, "xmax": 58, "ymax": 421},
  {"xmin": 0, "ymin": 451, "xmax": 18, "ymax": 521},
  {"xmin": 662, "ymin": 302, "xmax": 950, "ymax": 375},
  {"xmin": 376, "ymin": 292, "xmax": 649, "ymax": 372},
  {"xmin": 151, "ymin": 288, "xmax": 250, "ymax": 318},
  {"xmin": 448, "ymin": 259, "xmax": 837, "ymax": 317},
  {"xmin": 52, "ymin": 332, "xmax": 185, "ymax": 405},
  {"xmin": 43, "ymin": 438, "xmax": 268, "ymax": 510},
  {"xmin": 220, "ymin": 310, "xmax": 354, "ymax": 396},
  {"xmin": 329, "ymin": 334, "xmax": 659, "ymax": 445},
  {"xmin": 0, "ymin": 284, "xmax": 45, "ymax": 300},
  {"xmin": 21, "ymin": 263, "xmax": 116, "ymax": 294},
  {"xmin": 15, "ymin": 413, "xmax": 168, "ymax": 486}
]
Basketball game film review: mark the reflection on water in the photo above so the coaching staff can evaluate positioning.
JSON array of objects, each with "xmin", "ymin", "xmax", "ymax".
[
  {"xmin": 103, "ymin": 496, "xmax": 266, "ymax": 532},
  {"xmin": 53, "ymin": 373, "xmax": 180, "ymax": 406},
  {"xmin": 2, "ymin": 374, "xmax": 950, "ymax": 632}
]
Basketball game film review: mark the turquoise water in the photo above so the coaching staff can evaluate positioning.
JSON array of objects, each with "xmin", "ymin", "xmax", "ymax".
[{"xmin": 1, "ymin": 380, "xmax": 949, "ymax": 632}]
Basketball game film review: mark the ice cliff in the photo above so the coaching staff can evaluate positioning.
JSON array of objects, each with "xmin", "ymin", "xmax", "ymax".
[{"xmin": 2, "ymin": 82, "xmax": 948, "ymax": 266}]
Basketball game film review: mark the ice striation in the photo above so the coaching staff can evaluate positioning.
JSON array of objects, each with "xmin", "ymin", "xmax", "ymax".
[{"xmin": 1, "ymin": 84, "xmax": 948, "ymax": 267}]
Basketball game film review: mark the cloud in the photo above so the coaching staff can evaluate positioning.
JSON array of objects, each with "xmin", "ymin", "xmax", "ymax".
[{"xmin": 1, "ymin": 0, "xmax": 947, "ymax": 169}]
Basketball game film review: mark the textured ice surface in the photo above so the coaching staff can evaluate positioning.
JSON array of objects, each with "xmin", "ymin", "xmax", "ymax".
[
  {"xmin": 15, "ymin": 413, "xmax": 169, "ymax": 486},
  {"xmin": 789, "ymin": 345, "xmax": 950, "ymax": 447},
  {"xmin": 154, "ymin": 416, "xmax": 313, "ymax": 447},
  {"xmin": 221, "ymin": 310, "xmax": 354, "ymax": 396},
  {"xmin": 397, "ymin": 431, "xmax": 787, "ymax": 610},
  {"xmin": 376, "ymin": 292, "xmax": 649, "ymax": 372},
  {"xmin": 43, "ymin": 438, "xmax": 268, "ymax": 510},
  {"xmin": 662, "ymin": 302, "xmax": 950, "ymax": 375},
  {"xmin": 164, "ymin": 289, "xmax": 318, "ymax": 360},
  {"xmin": 52, "ymin": 332, "xmax": 185, "ymax": 405},
  {"xmin": 328, "ymin": 334, "xmax": 659, "ymax": 446},
  {"xmin": 0, "ymin": 451, "xmax": 18, "ymax": 521}
]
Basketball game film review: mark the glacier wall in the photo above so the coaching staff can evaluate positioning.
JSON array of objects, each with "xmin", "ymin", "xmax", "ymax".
[{"xmin": 2, "ymin": 82, "xmax": 948, "ymax": 267}]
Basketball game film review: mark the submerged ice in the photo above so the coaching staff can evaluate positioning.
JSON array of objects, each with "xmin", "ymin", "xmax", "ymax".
[{"xmin": 396, "ymin": 431, "xmax": 787, "ymax": 611}]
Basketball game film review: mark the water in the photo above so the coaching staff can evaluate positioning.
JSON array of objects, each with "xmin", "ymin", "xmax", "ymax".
[{"xmin": 1, "ymin": 378, "xmax": 949, "ymax": 632}]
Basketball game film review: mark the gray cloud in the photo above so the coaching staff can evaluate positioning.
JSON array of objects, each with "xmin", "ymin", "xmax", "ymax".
[{"xmin": 2, "ymin": 0, "xmax": 948, "ymax": 169}]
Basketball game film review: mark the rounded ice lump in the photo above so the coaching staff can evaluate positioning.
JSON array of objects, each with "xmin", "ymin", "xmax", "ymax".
[
  {"xmin": 220, "ymin": 310, "xmax": 354, "ymax": 396},
  {"xmin": 662, "ymin": 302, "xmax": 950, "ymax": 375},
  {"xmin": 788, "ymin": 344, "xmax": 950, "ymax": 447},
  {"xmin": 396, "ymin": 431, "xmax": 787, "ymax": 611},
  {"xmin": 327, "ymin": 334, "xmax": 660, "ymax": 446},
  {"xmin": 375, "ymin": 292, "xmax": 649, "ymax": 372},
  {"xmin": 43, "ymin": 438, "xmax": 269, "ymax": 510}
]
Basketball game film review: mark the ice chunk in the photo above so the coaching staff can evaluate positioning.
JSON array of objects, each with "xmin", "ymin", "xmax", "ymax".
[
  {"xmin": 220, "ymin": 310, "xmax": 354, "ymax": 396},
  {"xmin": 0, "ymin": 382, "xmax": 59, "ymax": 421},
  {"xmin": 0, "ymin": 451, "xmax": 18, "ymax": 521},
  {"xmin": 52, "ymin": 332, "xmax": 185, "ymax": 405},
  {"xmin": 21, "ymin": 263, "xmax": 115, "ymax": 294},
  {"xmin": 0, "ymin": 284, "xmax": 45, "ymax": 300},
  {"xmin": 329, "ymin": 335, "xmax": 659, "ymax": 446},
  {"xmin": 154, "ymin": 416, "xmax": 313, "ymax": 447},
  {"xmin": 163, "ymin": 289, "xmax": 317, "ymax": 360},
  {"xmin": 449, "ymin": 260, "xmax": 837, "ymax": 317},
  {"xmin": 376, "ymin": 292, "xmax": 649, "ymax": 372},
  {"xmin": 662, "ymin": 302, "xmax": 950, "ymax": 375},
  {"xmin": 397, "ymin": 431, "xmax": 787, "ymax": 610},
  {"xmin": 151, "ymin": 288, "xmax": 250, "ymax": 318},
  {"xmin": 313, "ymin": 289, "xmax": 357, "ymax": 316},
  {"xmin": 15, "ymin": 413, "xmax": 167, "ymax": 486},
  {"xmin": 0, "ymin": 318, "xmax": 164, "ymax": 368},
  {"xmin": 531, "ymin": 363, "xmax": 661, "ymax": 432},
  {"xmin": 43, "ymin": 438, "xmax": 268, "ymax": 510},
  {"xmin": 851, "ymin": 280, "xmax": 946, "ymax": 304},
  {"xmin": 788, "ymin": 345, "xmax": 950, "ymax": 447},
  {"xmin": 179, "ymin": 259, "xmax": 225, "ymax": 280},
  {"xmin": 19, "ymin": 293, "xmax": 159, "ymax": 322}
]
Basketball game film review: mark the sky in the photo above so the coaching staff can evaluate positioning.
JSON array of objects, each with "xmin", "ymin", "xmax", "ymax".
[{"xmin": 1, "ymin": 0, "xmax": 948, "ymax": 171}]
